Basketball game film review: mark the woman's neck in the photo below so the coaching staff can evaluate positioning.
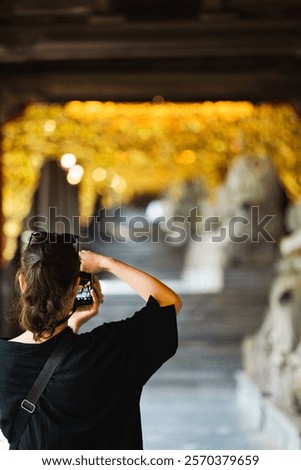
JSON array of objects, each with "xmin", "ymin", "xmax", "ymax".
[{"xmin": 9, "ymin": 323, "xmax": 69, "ymax": 344}]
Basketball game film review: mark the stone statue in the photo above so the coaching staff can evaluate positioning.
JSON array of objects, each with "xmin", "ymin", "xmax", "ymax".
[
  {"xmin": 199, "ymin": 155, "xmax": 287, "ymax": 266},
  {"xmin": 242, "ymin": 227, "xmax": 301, "ymax": 412},
  {"xmin": 179, "ymin": 155, "xmax": 287, "ymax": 293}
]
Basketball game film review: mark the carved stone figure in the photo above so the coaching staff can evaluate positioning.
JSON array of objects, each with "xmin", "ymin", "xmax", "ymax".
[
  {"xmin": 199, "ymin": 155, "xmax": 287, "ymax": 266},
  {"xmin": 242, "ymin": 228, "xmax": 301, "ymax": 411},
  {"xmin": 179, "ymin": 155, "xmax": 287, "ymax": 293}
]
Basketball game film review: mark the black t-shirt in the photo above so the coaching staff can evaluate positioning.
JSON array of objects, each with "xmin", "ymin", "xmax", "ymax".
[{"xmin": 0, "ymin": 296, "xmax": 177, "ymax": 450}]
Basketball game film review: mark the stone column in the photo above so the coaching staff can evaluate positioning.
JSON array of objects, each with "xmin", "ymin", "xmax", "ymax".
[
  {"xmin": 0, "ymin": 83, "xmax": 51, "ymax": 337},
  {"xmin": 0, "ymin": 79, "xmax": 83, "ymax": 337},
  {"xmin": 0, "ymin": 87, "xmax": 28, "ymax": 337}
]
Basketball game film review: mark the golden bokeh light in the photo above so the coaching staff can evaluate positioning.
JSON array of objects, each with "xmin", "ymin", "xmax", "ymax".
[
  {"xmin": 92, "ymin": 167, "xmax": 107, "ymax": 182},
  {"xmin": 1, "ymin": 100, "xmax": 301, "ymax": 261},
  {"xmin": 60, "ymin": 153, "xmax": 77, "ymax": 170},
  {"xmin": 66, "ymin": 164, "xmax": 84, "ymax": 185}
]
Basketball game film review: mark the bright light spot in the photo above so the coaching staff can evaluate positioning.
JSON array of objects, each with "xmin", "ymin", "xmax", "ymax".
[
  {"xmin": 111, "ymin": 174, "xmax": 121, "ymax": 188},
  {"xmin": 21, "ymin": 230, "xmax": 33, "ymax": 245},
  {"xmin": 43, "ymin": 119, "xmax": 57, "ymax": 133},
  {"xmin": 60, "ymin": 153, "xmax": 77, "ymax": 169},
  {"xmin": 111, "ymin": 174, "xmax": 127, "ymax": 193},
  {"xmin": 145, "ymin": 200, "xmax": 166, "ymax": 221},
  {"xmin": 3, "ymin": 220, "xmax": 21, "ymax": 237},
  {"xmin": 67, "ymin": 164, "xmax": 84, "ymax": 185},
  {"xmin": 92, "ymin": 167, "xmax": 107, "ymax": 182}
]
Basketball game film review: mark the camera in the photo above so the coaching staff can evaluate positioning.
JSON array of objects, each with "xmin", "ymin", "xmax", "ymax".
[{"xmin": 73, "ymin": 271, "xmax": 93, "ymax": 308}]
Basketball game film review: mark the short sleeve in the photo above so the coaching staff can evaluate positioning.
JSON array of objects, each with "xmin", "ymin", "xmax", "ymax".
[
  {"xmin": 87, "ymin": 296, "xmax": 178, "ymax": 387},
  {"xmin": 133, "ymin": 295, "xmax": 178, "ymax": 385}
]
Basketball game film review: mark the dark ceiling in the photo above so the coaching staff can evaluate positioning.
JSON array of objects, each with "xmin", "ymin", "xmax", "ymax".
[{"xmin": 0, "ymin": 0, "xmax": 301, "ymax": 106}]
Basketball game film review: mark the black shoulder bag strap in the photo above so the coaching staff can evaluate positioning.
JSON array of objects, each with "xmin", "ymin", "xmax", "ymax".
[{"xmin": 9, "ymin": 328, "xmax": 77, "ymax": 450}]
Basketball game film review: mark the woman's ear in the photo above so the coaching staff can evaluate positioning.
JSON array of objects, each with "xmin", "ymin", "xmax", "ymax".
[{"xmin": 18, "ymin": 273, "xmax": 27, "ymax": 293}]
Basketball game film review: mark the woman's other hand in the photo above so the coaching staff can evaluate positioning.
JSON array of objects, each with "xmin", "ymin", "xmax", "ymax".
[{"xmin": 80, "ymin": 250, "xmax": 110, "ymax": 273}]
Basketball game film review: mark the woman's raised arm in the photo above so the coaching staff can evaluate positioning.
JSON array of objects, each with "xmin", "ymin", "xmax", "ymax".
[{"xmin": 80, "ymin": 250, "xmax": 183, "ymax": 314}]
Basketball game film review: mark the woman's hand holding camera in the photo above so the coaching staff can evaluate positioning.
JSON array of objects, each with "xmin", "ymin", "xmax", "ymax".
[{"xmin": 68, "ymin": 274, "xmax": 104, "ymax": 333}]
